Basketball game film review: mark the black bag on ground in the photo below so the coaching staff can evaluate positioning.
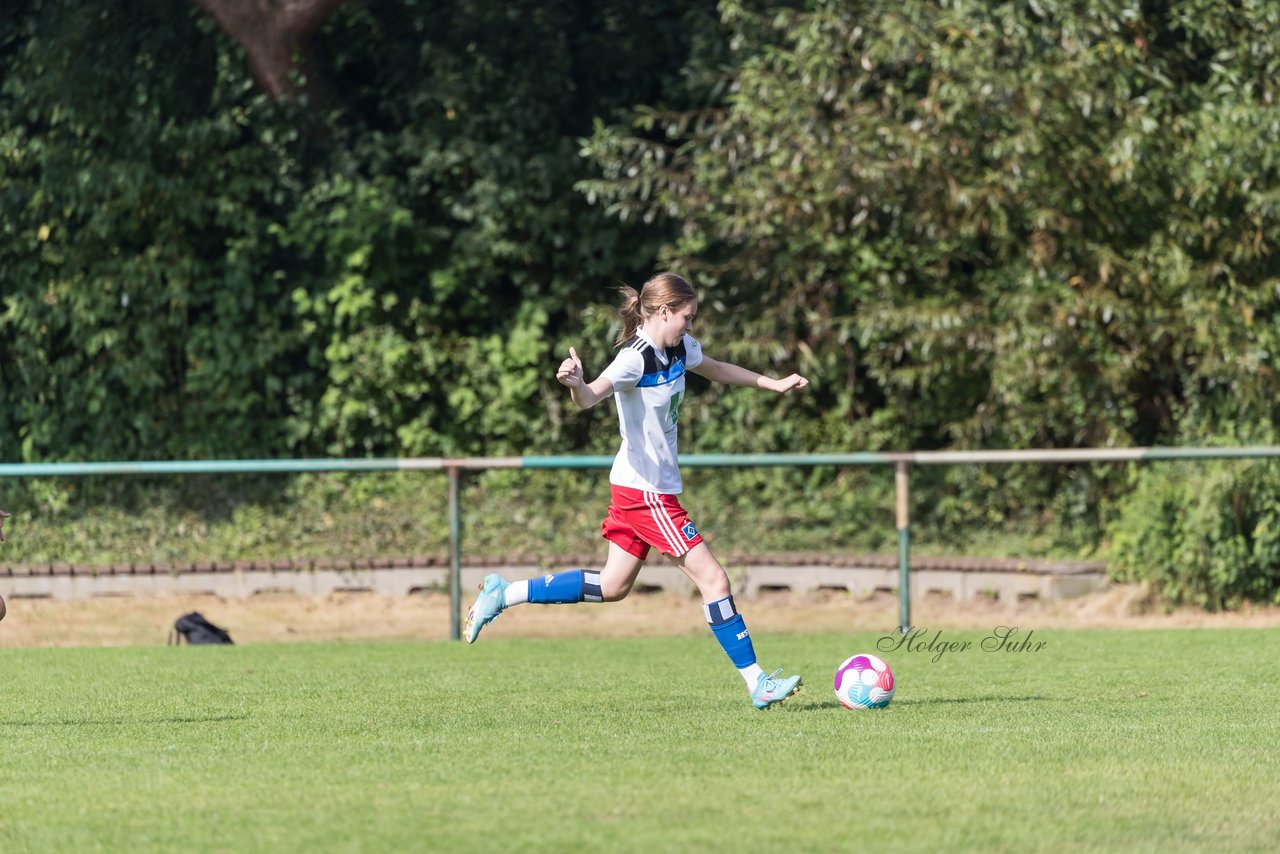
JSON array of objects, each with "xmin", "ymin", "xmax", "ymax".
[{"xmin": 169, "ymin": 611, "xmax": 234, "ymax": 645}]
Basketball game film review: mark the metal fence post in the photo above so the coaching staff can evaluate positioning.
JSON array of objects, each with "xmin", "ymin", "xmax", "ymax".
[
  {"xmin": 895, "ymin": 460, "xmax": 912, "ymax": 634},
  {"xmin": 447, "ymin": 465, "xmax": 462, "ymax": 641}
]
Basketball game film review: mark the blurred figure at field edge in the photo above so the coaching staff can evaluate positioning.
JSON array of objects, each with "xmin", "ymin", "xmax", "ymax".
[{"xmin": 463, "ymin": 272, "xmax": 809, "ymax": 710}]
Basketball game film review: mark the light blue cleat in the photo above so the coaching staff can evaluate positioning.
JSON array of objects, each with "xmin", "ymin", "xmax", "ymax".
[
  {"xmin": 751, "ymin": 668, "xmax": 802, "ymax": 710},
  {"xmin": 464, "ymin": 573, "xmax": 509, "ymax": 643}
]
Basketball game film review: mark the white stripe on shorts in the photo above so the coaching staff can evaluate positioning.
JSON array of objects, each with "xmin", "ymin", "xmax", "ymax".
[{"xmin": 644, "ymin": 490, "xmax": 687, "ymax": 555}]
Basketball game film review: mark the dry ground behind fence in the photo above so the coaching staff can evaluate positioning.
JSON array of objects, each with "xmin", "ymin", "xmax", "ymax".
[{"xmin": 2, "ymin": 583, "xmax": 1279, "ymax": 648}]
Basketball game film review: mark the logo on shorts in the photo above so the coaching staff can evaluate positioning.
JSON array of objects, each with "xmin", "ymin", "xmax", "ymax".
[
  {"xmin": 543, "ymin": 574, "xmax": 555, "ymax": 586},
  {"xmin": 682, "ymin": 522, "xmax": 698, "ymax": 540}
]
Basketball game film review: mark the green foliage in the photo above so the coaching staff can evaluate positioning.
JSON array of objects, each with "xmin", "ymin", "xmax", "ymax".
[
  {"xmin": 0, "ymin": 0, "xmax": 717, "ymax": 461},
  {"xmin": 5, "ymin": 0, "xmax": 1280, "ymax": 605},
  {"xmin": 0, "ymin": 473, "xmax": 447, "ymax": 567},
  {"xmin": 582, "ymin": 0, "xmax": 1280, "ymax": 453},
  {"xmin": 0, "ymin": 462, "xmax": 1104, "ymax": 573},
  {"xmin": 1109, "ymin": 459, "xmax": 1280, "ymax": 609},
  {"xmin": 1, "ymin": 1, "xmax": 309, "ymax": 460},
  {"xmin": 577, "ymin": 0, "xmax": 1280, "ymax": 598}
]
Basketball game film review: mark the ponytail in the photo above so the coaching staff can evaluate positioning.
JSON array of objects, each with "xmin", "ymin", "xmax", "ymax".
[
  {"xmin": 613, "ymin": 273, "xmax": 697, "ymax": 348},
  {"xmin": 614, "ymin": 285, "xmax": 643, "ymax": 347}
]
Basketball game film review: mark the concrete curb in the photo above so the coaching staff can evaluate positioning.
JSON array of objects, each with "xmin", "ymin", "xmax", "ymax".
[{"xmin": 0, "ymin": 554, "xmax": 1108, "ymax": 604}]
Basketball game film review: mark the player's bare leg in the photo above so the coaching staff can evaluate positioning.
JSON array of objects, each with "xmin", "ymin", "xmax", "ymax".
[
  {"xmin": 674, "ymin": 542, "xmax": 801, "ymax": 709},
  {"xmin": 598, "ymin": 541, "xmax": 646, "ymax": 601},
  {"xmin": 672, "ymin": 542, "xmax": 731, "ymax": 603}
]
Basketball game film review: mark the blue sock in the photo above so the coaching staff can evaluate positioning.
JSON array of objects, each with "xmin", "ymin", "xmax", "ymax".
[
  {"xmin": 705, "ymin": 595, "xmax": 757, "ymax": 669},
  {"xmin": 526, "ymin": 570, "xmax": 603, "ymax": 604}
]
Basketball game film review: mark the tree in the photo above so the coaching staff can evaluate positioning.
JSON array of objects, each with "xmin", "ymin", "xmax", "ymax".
[
  {"xmin": 0, "ymin": 0, "xmax": 716, "ymax": 463},
  {"xmin": 191, "ymin": 0, "xmax": 352, "ymax": 99},
  {"xmin": 581, "ymin": 0, "xmax": 1280, "ymax": 453}
]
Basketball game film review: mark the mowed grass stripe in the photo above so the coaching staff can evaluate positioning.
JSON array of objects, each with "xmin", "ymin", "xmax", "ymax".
[{"xmin": 1, "ymin": 629, "xmax": 1277, "ymax": 852}]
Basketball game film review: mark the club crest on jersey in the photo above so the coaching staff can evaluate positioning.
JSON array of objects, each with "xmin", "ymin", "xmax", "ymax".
[
  {"xmin": 667, "ymin": 389, "xmax": 684, "ymax": 428},
  {"xmin": 682, "ymin": 522, "xmax": 698, "ymax": 540}
]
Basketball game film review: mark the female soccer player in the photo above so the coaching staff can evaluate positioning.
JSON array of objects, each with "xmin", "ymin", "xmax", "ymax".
[{"xmin": 465, "ymin": 273, "xmax": 809, "ymax": 709}]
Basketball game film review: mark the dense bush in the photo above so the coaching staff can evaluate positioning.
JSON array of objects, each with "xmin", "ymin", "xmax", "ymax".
[
  {"xmin": 585, "ymin": 0, "xmax": 1280, "ymax": 455},
  {"xmin": 580, "ymin": 0, "xmax": 1280, "ymax": 602},
  {"xmin": 0, "ymin": 0, "xmax": 716, "ymax": 461},
  {"xmin": 1109, "ymin": 460, "xmax": 1280, "ymax": 609},
  {"xmin": 4, "ymin": 1, "xmax": 1280, "ymax": 605}
]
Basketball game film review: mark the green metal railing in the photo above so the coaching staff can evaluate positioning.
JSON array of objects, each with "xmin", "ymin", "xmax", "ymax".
[{"xmin": 4, "ymin": 445, "xmax": 1280, "ymax": 638}]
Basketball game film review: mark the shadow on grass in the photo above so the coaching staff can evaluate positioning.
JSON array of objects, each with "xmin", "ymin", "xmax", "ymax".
[
  {"xmin": 0, "ymin": 714, "xmax": 249, "ymax": 727},
  {"xmin": 879, "ymin": 695, "xmax": 1051, "ymax": 707},
  {"xmin": 779, "ymin": 694, "xmax": 1052, "ymax": 713}
]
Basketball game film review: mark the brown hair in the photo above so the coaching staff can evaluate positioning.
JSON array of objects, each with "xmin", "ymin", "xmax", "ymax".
[{"xmin": 614, "ymin": 272, "xmax": 698, "ymax": 347}]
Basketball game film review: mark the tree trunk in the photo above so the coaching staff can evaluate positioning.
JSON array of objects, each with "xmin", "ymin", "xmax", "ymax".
[{"xmin": 191, "ymin": 0, "xmax": 350, "ymax": 100}]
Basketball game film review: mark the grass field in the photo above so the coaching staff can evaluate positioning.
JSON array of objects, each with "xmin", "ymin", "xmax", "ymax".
[{"xmin": 2, "ymin": 628, "xmax": 1278, "ymax": 852}]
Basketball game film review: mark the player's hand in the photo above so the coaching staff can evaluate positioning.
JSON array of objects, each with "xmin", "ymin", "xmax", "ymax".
[
  {"xmin": 771, "ymin": 374, "xmax": 809, "ymax": 394},
  {"xmin": 0, "ymin": 509, "xmax": 9, "ymax": 543},
  {"xmin": 556, "ymin": 347, "xmax": 584, "ymax": 388}
]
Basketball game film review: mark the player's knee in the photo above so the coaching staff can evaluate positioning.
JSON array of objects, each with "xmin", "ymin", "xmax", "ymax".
[
  {"xmin": 681, "ymin": 551, "xmax": 730, "ymax": 597},
  {"xmin": 601, "ymin": 576, "xmax": 632, "ymax": 601},
  {"xmin": 703, "ymin": 573, "xmax": 731, "ymax": 601}
]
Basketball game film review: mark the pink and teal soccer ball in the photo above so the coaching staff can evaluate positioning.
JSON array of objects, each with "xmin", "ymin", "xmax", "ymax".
[{"xmin": 834, "ymin": 653, "xmax": 895, "ymax": 709}]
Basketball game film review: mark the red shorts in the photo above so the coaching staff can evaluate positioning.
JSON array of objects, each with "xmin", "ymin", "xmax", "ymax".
[{"xmin": 601, "ymin": 485, "xmax": 704, "ymax": 559}]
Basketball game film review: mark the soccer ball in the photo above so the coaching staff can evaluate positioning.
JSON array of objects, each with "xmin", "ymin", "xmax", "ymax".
[{"xmin": 834, "ymin": 653, "xmax": 895, "ymax": 709}]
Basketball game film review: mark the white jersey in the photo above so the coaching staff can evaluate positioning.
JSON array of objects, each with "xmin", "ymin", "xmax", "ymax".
[{"xmin": 599, "ymin": 331, "xmax": 704, "ymax": 494}]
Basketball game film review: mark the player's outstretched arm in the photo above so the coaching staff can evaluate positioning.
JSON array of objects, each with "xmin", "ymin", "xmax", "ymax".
[
  {"xmin": 690, "ymin": 356, "xmax": 809, "ymax": 394},
  {"xmin": 555, "ymin": 347, "xmax": 615, "ymax": 409}
]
